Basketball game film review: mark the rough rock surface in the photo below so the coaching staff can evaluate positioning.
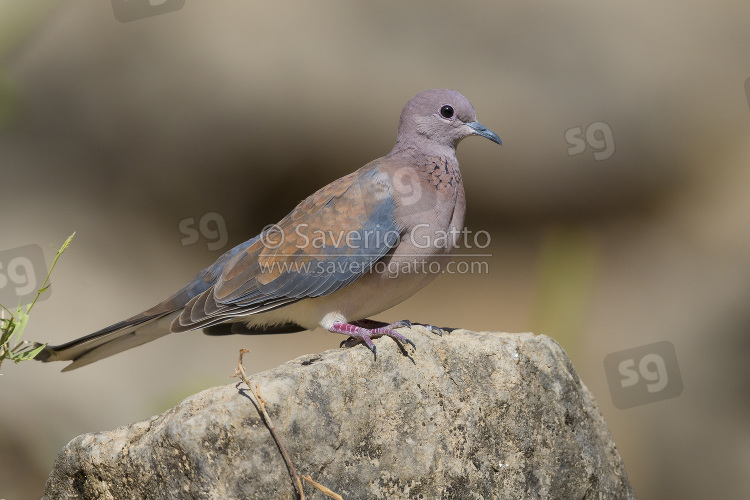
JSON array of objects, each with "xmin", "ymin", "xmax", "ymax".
[{"xmin": 44, "ymin": 328, "xmax": 636, "ymax": 499}]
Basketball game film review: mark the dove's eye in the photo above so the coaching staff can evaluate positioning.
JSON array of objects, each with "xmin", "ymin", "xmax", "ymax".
[{"xmin": 440, "ymin": 105, "xmax": 454, "ymax": 119}]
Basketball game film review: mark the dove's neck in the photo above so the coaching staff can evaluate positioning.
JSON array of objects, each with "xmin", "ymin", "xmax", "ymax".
[{"xmin": 387, "ymin": 141, "xmax": 458, "ymax": 165}]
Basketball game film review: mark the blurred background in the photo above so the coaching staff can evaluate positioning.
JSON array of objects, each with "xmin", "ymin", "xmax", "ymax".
[{"xmin": 1, "ymin": 1, "xmax": 749, "ymax": 498}]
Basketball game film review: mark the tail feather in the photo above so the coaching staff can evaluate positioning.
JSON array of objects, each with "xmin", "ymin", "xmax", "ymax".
[{"xmin": 37, "ymin": 312, "xmax": 180, "ymax": 371}]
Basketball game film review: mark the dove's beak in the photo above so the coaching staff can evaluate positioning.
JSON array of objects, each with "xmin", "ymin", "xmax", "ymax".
[{"xmin": 465, "ymin": 121, "xmax": 502, "ymax": 145}]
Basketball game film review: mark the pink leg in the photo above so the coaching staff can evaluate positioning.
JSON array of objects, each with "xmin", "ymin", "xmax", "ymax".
[
  {"xmin": 353, "ymin": 319, "xmax": 445, "ymax": 337},
  {"xmin": 328, "ymin": 320, "xmax": 415, "ymax": 358},
  {"xmin": 349, "ymin": 319, "xmax": 391, "ymax": 329}
]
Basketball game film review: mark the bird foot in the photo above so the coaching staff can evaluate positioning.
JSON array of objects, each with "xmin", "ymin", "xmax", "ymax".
[{"xmin": 330, "ymin": 320, "xmax": 414, "ymax": 359}]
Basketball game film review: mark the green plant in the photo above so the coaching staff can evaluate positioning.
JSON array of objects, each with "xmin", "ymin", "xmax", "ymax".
[{"xmin": 0, "ymin": 232, "xmax": 74, "ymax": 371}]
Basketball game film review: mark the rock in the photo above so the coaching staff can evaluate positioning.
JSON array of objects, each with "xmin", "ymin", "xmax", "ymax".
[{"xmin": 43, "ymin": 328, "xmax": 636, "ymax": 499}]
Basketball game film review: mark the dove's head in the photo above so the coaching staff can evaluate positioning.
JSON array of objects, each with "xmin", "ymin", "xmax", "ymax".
[{"xmin": 392, "ymin": 89, "xmax": 501, "ymax": 155}]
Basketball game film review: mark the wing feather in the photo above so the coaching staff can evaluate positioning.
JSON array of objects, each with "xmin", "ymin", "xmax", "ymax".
[{"xmin": 171, "ymin": 162, "xmax": 400, "ymax": 332}]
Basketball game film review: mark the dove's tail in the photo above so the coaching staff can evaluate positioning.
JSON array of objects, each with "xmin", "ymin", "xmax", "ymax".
[{"xmin": 35, "ymin": 311, "xmax": 181, "ymax": 371}]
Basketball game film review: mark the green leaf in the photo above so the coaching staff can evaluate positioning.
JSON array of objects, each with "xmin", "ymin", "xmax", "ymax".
[
  {"xmin": 14, "ymin": 342, "xmax": 46, "ymax": 362},
  {"xmin": 11, "ymin": 310, "xmax": 29, "ymax": 345},
  {"xmin": 1, "ymin": 321, "xmax": 15, "ymax": 345},
  {"xmin": 0, "ymin": 233, "xmax": 75, "ymax": 370},
  {"xmin": 25, "ymin": 343, "xmax": 47, "ymax": 359}
]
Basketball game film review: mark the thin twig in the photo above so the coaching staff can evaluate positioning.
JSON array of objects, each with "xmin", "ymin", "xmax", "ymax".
[
  {"xmin": 232, "ymin": 349, "xmax": 343, "ymax": 500},
  {"xmin": 232, "ymin": 349, "xmax": 305, "ymax": 499},
  {"xmin": 27, "ymin": 232, "xmax": 76, "ymax": 315}
]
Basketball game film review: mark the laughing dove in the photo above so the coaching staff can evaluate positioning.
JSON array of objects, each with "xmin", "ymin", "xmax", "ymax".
[{"xmin": 36, "ymin": 89, "xmax": 501, "ymax": 371}]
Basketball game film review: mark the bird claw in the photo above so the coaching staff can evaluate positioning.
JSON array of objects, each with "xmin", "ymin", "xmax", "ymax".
[
  {"xmin": 425, "ymin": 324, "xmax": 444, "ymax": 336},
  {"xmin": 390, "ymin": 320, "xmax": 412, "ymax": 329},
  {"xmin": 331, "ymin": 321, "xmax": 415, "ymax": 359}
]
